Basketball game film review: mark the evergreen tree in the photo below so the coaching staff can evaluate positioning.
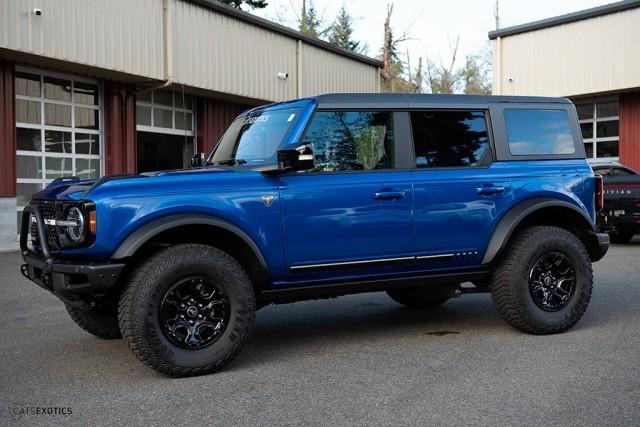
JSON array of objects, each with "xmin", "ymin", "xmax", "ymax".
[
  {"xmin": 299, "ymin": 0, "xmax": 322, "ymax": 38},
  {"xmin": 327, "ymin": 5, "xmax": 361, "ymax": 52},
  {"xmin": 217, "ymin": 0, "xmax": 268, "ymax": 10}
]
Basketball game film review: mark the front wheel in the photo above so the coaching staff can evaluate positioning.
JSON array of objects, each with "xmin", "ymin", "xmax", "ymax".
[
  {"xmin": 490, "ymin": 226, "xmax": 593, "ymax": 335},
  {"xmin": 118, "ymin": 244, "xmax": 256, "ymax": 377}
]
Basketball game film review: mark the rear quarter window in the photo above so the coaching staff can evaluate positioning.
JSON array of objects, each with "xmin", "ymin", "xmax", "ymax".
[{"xmin": 504, "ymin": 109, "xmax": 575, "ymax": 156}]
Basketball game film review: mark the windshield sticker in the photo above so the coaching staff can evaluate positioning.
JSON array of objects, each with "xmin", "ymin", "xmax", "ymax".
[
  {"xmin": 287, "ymin": 113, "xmax": 296, "ymax": 122},
  {"xmin": 242, "ymin": 115, "xmax": 269, "ymax": 125}
]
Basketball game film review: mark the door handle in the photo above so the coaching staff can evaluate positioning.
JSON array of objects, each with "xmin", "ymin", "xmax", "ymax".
[
  {"xmin": 475, "ymin": 185, "xmax": 506, "ymax": 195},
  {"xmin": 373, "ymin": 191, "xmax": 406, "ymax": 200}
]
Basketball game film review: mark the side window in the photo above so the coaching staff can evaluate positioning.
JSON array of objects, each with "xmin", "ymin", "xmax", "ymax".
[
  {"xmin": 410, "ymin": 111, "xmax": 490, "ymax": 168},
  {"xmin": 504, "ymin": 109, "xmax": 576, "ymax": 156},
  {"xmin": 301, "ymin": 111, "xmax": 394, "ymax": 172}
]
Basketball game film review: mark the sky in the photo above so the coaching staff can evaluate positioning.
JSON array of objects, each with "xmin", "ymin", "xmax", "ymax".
[{"xmin": 253, "ymin": 0, "xmax": 615, "ymax": 68}]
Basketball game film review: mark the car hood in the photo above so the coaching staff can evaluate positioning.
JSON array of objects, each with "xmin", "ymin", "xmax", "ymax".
[{"xmin": 31, "ymin": 167, "xmax": 238, "ymax": 202}]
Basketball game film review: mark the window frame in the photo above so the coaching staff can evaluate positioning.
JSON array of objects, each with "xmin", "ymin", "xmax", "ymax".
[
  {"xmin": 489, "ymin": 103, "xmax": 585, "ymax": 162},
  {"xmin": 136, "ymin": 89, "xmax": 195, "ymax": 137},
  {"xmin": 15, "ymin": 65, "xmax": 103, "ymax": 234},
  {"xmin": 406, "ymin": 109, "xmax": 495, "ymax": 170},
  {"xmin": 289, "ymin": 108, "xmax": 408, "ymax": 174},
  {"xmin": 574, "ymin": 96, "xmax": 619, "ymax": 161}
]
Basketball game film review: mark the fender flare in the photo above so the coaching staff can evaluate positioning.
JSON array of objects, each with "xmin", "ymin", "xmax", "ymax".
[
  {"xmin": 482, "ymin": 197, "xmax": 595, "ymax": 264},
  {"xmin": 110, "ymin": 214, "xmax": 268, "ymax": 271}
]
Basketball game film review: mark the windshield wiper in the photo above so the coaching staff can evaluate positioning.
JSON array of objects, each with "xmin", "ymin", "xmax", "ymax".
[{"xmin": 215, "ymin": 159, "xmax": 247, "ymax": 166}]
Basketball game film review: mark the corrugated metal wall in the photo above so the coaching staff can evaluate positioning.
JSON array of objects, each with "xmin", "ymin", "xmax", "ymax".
[
  {"xmin": 492, "ymin": 8, "xmax": 640, "ymax": 97},
  {"xmin": 620, "ymin": 93, "xmax": 640, "ymax": 171},
  {"xmin": 171, "ymin": 1, "xmax": 378, "ymax": 101},
  {"xmin": 0, "ymin": 0, "xmax": 380, "ymax": 102},
  {"xmin": 171, "ymin": 0, "xmax": 297, "ymax": 102},
  {"xmin": 0, "ymin": 0, "xmax": 165, "ymax": 80},
  {"xmin": 300, "ymin": 44, "xmax": 379, "ymax": 97}
]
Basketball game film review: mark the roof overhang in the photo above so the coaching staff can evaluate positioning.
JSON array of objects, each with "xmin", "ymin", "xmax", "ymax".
[
  {"xmin": 488, "ymin": 0, "xmax": 640, "ymax": 40},
  {"xmin": 187, "ymin": 0, "xmax": 382, "ymax": 68}
]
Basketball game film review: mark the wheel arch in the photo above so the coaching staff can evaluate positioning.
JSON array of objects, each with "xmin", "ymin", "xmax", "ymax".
[
  {"xmin": 483, "ymin": 197, "xmax": 599, "ymax": 264},
  {"xmin": 111, "ymin": 214, "xmax": 269, "ymax": 288}
]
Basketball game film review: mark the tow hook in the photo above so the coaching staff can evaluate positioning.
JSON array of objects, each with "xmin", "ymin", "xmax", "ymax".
[{"xmin": 20, "ymin": 264, "xmax": 30, "ymax": 280}]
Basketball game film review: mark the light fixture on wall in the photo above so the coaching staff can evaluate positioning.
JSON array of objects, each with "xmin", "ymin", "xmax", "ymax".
[{"xmin": 277, "ymin": 72, "xmax": 289, "ymax": 80}]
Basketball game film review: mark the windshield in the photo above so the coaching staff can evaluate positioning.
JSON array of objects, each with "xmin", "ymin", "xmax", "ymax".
[{"xmin": 209, "ymin": 107, "xmax": 301, "ymax": 166}]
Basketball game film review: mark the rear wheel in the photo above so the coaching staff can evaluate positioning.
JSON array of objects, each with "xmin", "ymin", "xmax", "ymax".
[
  {"xmin": 118, "ymin": 244, "xmax": 255, "ymax": 377},
  {"xmin": 387, "ymin": 285, "xmax": 451, "ymax": 308},
  {"xmin": 490, "ymin": 226, "xmax": 592, "ymax": 334},
  {"xmin": 609, "ymin": 228, "xmax": 634, "ymax": 244},
  {"xmin": 65, "ymin": 304, "xmax": 121, "ymax": 339}
]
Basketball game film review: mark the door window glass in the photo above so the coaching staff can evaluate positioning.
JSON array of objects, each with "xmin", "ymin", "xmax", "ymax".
[
  {"xmin": 301, "ymin": 111, "xmax": 394, "ymax": 172},
  {"xmin": 410, "ymin": 111, "xmax": 490, "ymax": 167}
]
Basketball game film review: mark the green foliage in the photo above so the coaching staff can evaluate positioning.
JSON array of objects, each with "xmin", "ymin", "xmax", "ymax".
[
  {"xmin": 354, "ymin": 126, "xmax": 387, "ymax": 169},
  {"xmin": 217, "ymin": 0, "xmax": 268, "ymax": 10},
  {"xmin": 426, "ymin": 59, "xmax": 458, "ymax": 94},
  {"xmin": 459, "ymin": 53, "xmax": 492, "ymax": 95},
  {"xmin": 327, "ymin": 5, "xmax": 362, "ymax": 52},
  {"xmin": 299, "ymin": 0, "xmax": 322, "ymax": 37}
]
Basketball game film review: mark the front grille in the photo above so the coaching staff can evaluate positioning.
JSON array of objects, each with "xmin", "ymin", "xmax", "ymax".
[{"xmin": 30, "ymin": 201, "xmax": 62, "ymax": 250}]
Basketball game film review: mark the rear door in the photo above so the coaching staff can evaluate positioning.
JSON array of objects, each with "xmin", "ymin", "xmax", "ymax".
[
  {"xmin": 279, "ymin": 111, "xmax": 415, "ymax": 281},
  {"xmin": 409, "ymin": 110, "xmax": 513, "ymax": 268}
]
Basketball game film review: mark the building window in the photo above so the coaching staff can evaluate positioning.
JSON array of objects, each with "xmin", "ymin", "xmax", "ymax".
[
  {"xmin": 15, "ymin": 67, "xmax": 102, "ymax": 232},
  {"xmin": 136, "ymin": 90, "xmax": 195, "ymax": 172},
  {"xmin": 576, "ymin": 97, "xmax": 619, "ymax": 159}
]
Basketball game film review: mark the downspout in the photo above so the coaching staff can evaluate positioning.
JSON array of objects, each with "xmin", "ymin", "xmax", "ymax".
[
  {"xmin": 495, "ymin": 36, "xmax": 502, "ymax": 95},
  {"xmin": 296, "ymin": 39, "xmax": 302, "ymax": 98},
  {"xmin": 131, "ymin": 0, "xmax": 173, "ymax": 97}
]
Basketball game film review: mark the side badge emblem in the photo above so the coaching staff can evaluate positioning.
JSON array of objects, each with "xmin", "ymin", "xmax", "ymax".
[{"xmin": 261, "ymin": 195, "xmax": 274, "ymax": 207}]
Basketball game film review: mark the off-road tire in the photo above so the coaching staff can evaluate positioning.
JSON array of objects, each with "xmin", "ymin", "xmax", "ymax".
[
  {"xmin": 609, "ymin": 229, "xmax": 634, "ymax": 244},
  {"xmin": 65, "ymin": 304, "xmax": 122, "ymax": 339},
  {"xmin": 387, "ymin": 286, "xmax": 451, "ymax": 308},
  {"xmin": 490, "ymin": 226, "xmax": 593, "ymax": 334},
  {"xmin": 118, "ymin": 244, "xmax": 256, "ymax": 377}
]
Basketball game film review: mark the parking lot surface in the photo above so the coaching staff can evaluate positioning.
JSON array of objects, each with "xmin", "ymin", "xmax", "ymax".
[{"xmin": 1, "ymin": 239, "xmax": 639, "ymax": 425}]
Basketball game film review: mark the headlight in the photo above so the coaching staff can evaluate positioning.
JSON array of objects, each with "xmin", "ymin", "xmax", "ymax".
[{"xmin": 63, "ymin": 206, "xmax": 85, "ymax": 243}]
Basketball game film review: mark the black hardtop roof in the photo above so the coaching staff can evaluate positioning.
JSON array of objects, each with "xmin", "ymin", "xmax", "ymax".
[{"xmin": 313, "ymin": 93, "xmax": 572, "ymax": 109}]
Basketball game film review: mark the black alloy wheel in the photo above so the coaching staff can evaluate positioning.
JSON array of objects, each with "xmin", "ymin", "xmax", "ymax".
[
  {"xmin": 159, "ymin": 277, "xmax": 231, "ymax": 350},
  {"xmin": 528, "ymin": 252, "xmax": 576, "ymax": 312}
]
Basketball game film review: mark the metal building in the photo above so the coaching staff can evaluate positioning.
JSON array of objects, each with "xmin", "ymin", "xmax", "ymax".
[
  {"xmin": 0, "ymin": 0, "xmax": 381, "ymax": 244},
  {"xmin": 489, "ymin": 0, "xmax": 640, "ymax": 171}
]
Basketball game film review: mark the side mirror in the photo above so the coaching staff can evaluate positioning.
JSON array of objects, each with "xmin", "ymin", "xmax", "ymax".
[
  {"xmin": 191, "ymin": 152, "xmax": 206, "ymax": 168},
  {"xmin": 277, "ymin": 144, "xmax": 314, "ymax": 171}
]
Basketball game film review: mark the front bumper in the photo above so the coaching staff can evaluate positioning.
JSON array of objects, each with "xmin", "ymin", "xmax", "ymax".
[{"xmin": 20, "ymin": 204, "xmax": 124, "ymax": 304}]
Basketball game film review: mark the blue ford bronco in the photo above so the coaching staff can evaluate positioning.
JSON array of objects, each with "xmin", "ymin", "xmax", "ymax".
[{"xmin": 21, "ymin": 93, "xmax": 610, "ymax": 377}]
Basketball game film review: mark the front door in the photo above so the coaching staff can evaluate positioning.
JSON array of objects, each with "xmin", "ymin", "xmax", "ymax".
[
  {"xmin": 279, "ymin": 110, "xmax": 414, "ymax": 281},
  {"xmin": 409, "ymin": 110, "xmax": 513, "ymax": 268}
]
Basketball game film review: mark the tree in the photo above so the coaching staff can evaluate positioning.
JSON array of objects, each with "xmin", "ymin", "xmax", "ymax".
[
  {"xmin": 380, "ymin": 4, "xmax": 412, "ymax": 93},
  {"xmin": 459, "ymin": 54, "xmax": 491, "ymax": 95},
  {"xmin": 426, "ymin": 36, "xmax": 460, "ymax": 94},
  {"xmin": 217, "ymin": 0, "xmax": 268, "ymax": 10},
  {"xmin": 299, "ymin": 0, "xmax": 323, "ymax": 38},
  {"xmin": 327, "ymin": 5, "xmax": 362, "ymax": 52}
]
